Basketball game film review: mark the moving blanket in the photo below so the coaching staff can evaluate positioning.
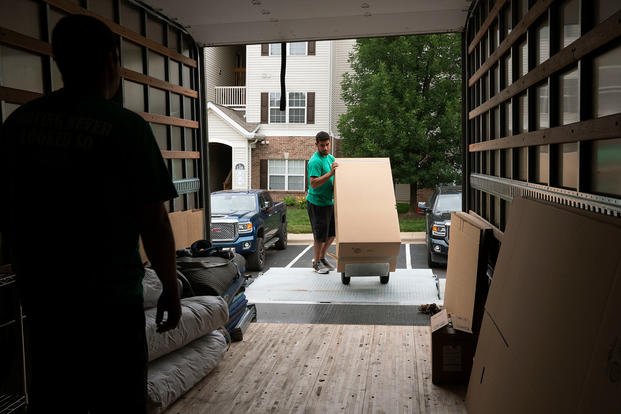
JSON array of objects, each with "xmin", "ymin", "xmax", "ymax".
[
  {"xmin": 146, "ymin": 329, "xmax": 228, "ymax": 414},
  {"xmin": 177, "ymin": 256, "xmax": 239, "ymax": 296},
  {"xmin": 145, "ymin": 296, "xmax": 228, "ymax": 362}
]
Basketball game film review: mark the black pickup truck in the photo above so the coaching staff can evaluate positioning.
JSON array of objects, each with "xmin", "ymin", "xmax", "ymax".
[{"xmin": 209, "ymin": 189, "xmax": 287, "ymax": 270}]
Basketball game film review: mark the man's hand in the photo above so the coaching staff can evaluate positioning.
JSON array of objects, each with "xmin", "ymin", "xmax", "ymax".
[
  {"xmin": 155, "ymin": 287, "xmax": 181, "ymax": 333},
  {"xmin": 330, "ymin": 162, "xmax": 339, "ymax": 176}
]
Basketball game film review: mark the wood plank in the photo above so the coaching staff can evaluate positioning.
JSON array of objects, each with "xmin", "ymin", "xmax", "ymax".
[
  {"xmin": 140, "ymin": 112, "xmax": 199, "ymax": 129},
  {"xmin": 363, "ymin": 325, "xmax": 420, "ymax": 413},
  {"xmin": 251, "ymin": 324, "xmax": 338, "ymax": 412},
  {"xmin": 468, "ymin": 0, "xmax": 553, "ymax": 87},
  {"xmin": 44, "ymin": 0, "xmax": 197, "ymax": 68},
  {"xmin": 121, "ymin": 68, "xmax": 198, "ymax": 99},
  {"xmin": 165, "ymin": 324, "xmax": 468, "ymax": 414},
  {"xmin": 305, "ymin": 324, "xmax": 373, "ymax": 413},
  {"xmin": 468, "ymin": 113, "xmax": 621, "ymax": 152},
  {"xmin": 0, "ymin": 26, "xmax": 52, "ymax": 56},
  {"xmin": 161, "ymin": 150, "xmax": 200, "ymax": 159},
  {"xmin": 469, "ymin": 9, "xmax": 621, "ymax": 119},
  {"xmin": 468, "ymin": 0, "xmax": 506, "ymax": 54},
  {"xmin": 0, "ymin": 86, "xmax": 42, "ymax": 105}
]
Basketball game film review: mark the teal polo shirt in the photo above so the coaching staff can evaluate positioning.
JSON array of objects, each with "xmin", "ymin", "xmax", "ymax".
[{"xmin": 306, "ymin": 151, "xmax": 335, "ymax": 206}]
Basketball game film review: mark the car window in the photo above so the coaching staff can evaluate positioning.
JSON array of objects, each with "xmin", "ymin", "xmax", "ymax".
[
  {"xmin": 434, "ymin": 193, "xmax": 462, "ymax": 212},
  {"xmin": 211, "ymin": 194, "xmax": 256, "ymax": 213}
]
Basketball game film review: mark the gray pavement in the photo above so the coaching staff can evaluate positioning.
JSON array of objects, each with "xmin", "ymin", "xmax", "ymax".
[{"xmin": 288, "ymin": 232, "xmax": 426, "ymax": 245}]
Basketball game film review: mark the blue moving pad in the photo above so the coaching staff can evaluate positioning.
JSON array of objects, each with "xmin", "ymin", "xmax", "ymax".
[
  {"xmin": 228, "ymin": 293, "xmax": 247, "ymax": 316},
  {"xmin": 230, "ymin": 304, "xmax": 257, "ymax": 342},
  {"xmin": 226, "ymin": 299, "xmax": 248, "ymax": 330},
  {"xmin": 221, "ymin": 274, "xmax": 245, "ymax": 305}
]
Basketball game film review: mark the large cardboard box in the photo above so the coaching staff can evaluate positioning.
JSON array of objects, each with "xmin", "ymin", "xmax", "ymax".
[
  {"xmin": 466, "ymin": 197, "xmax": 621, "ymax": 413},
  {"xmin": 444, "ymin": 211, "xmax": 493, "ymax": 336},
  {"xmin": 334, "ymin": 158, "xmax": 401, "ymax": 273}
]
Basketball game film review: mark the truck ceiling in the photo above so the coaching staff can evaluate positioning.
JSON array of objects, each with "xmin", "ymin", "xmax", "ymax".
[{"xmin": 139, "ymin": 0, "xmax": 472, "ymax": 46}]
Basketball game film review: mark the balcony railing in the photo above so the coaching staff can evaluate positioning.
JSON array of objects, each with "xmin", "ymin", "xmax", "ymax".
[{"xmin": 214, "ymin": 86, "xmax": 246, "ymax": 109}]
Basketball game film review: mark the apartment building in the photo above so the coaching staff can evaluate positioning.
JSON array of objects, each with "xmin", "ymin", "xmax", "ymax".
[{"xmin": 204, "ymin": 39, "xmax": 355, "ymax": 200}]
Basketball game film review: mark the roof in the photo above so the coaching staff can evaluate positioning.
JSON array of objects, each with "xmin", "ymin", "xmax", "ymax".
[
  {"xmin": 140, "ymin": 0, "xmax": 472, "ymax": 46},
  {"xmin": 207, "ymin": 102, "xmax": 264, "ymax": 139},
  {"xmin": 212, "ymin": 189, "xmax": 264, "ymax": 195}
]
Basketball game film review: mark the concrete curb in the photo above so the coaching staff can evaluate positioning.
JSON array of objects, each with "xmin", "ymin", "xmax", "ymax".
[{"xmin": 288, "ymin": 232, "xmax": 426, "ymax": 245}]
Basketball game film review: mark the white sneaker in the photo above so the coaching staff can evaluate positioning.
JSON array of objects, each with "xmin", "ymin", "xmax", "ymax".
[
  {"xmin": 320, "ymin": 258, "xmax": 335, "ymax": 270},
  {"xmin": 312, "ymin": 260, "xmax": 329, "ymax": 274}
]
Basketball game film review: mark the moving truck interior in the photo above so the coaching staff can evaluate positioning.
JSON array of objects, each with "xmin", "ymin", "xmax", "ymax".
[{"xmin": 1, "ymin": 0, "xmax": 619, "ymax": 412}]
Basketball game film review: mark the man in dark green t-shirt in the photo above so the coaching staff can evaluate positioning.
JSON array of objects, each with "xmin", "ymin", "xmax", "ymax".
[
  {"xmin": 306, "ymin": 131, "xmax": 339, "ymax": 274},
  {"xmin": 0, "ymin": 15, "xmax": 180, "ymax": 413}
]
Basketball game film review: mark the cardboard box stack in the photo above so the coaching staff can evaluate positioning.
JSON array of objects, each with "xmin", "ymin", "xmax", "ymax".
[
  {"xmin": 431, "ymin": 211, "xmax": 493, "ymax": 384},
  {"xmin": 466, "ymin": 197, "xmax": 621, "ymax": 413},
  {"xmin": 333, "ymin": 158, "xmax": 401, "ymax": 275}
]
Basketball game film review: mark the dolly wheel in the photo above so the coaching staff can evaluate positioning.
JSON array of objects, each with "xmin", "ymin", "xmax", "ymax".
[{"xmin": 341, "ymin": 272, "xmax": 350, "ymax": 285}]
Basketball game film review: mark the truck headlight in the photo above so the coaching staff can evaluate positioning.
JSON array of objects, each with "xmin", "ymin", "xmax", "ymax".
[
  {"xmin": 238, "ymin": 222, "xmax": 253, "ymax": 233},
  {"xmin": 431, "ymin": 223, "xmax": 446, "ymax": 237}
]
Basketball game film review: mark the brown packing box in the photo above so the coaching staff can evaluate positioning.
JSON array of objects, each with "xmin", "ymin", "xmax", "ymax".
[
  {"xmin": 333, "ymin": 158, "xmax": 401, "ymax": 273},
  {"xmin": 466, "ymin": 197, "xmax": 621, "ymax": 414},
  {"xmin": 140, "ymin": 209, "xmax": 205, "ymax": 263},
  {"xmin": 443, "ymin": 211, "xmax": 493, "ymax": 336},
  {"xmin": 430, "ymin": 310, "xmax": 475, "ymax": 385}
]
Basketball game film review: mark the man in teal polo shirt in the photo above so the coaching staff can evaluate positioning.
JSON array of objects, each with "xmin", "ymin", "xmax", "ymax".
[{"xmin": 306, "ymin": 131, "xmax": 339, "ymax": 273}]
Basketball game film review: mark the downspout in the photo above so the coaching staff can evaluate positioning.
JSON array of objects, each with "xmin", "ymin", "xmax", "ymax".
[{"xmin": 199, "ymin": 46, "xmax": 211, "ymax": 242}]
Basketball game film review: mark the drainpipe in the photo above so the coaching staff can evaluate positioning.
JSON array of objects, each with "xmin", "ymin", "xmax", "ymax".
[{"xmin": 199, "ymin": 46, "xmax": 211, "ymax": 242}]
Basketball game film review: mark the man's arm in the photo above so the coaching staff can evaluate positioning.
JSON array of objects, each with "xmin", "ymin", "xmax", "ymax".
[
  {"xmin": 310, "ymin": 162, "xmax": 339, "ymax": 189},
  {"xmin": 138, "ymin": 201, "xmax": 181, "ymax": 333}
]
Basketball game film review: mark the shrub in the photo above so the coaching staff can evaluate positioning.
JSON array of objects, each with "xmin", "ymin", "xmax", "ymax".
[
  {"xmin": 296, "ymin": 196, "xmax": 307, "ymax": 209},
  {"xmin": 283, "ymin": 195, "xmax": 297, "ymax": 206},
  {"xmin": 396, "ymin": 203, "xmax": 410, "ymax": 214}
]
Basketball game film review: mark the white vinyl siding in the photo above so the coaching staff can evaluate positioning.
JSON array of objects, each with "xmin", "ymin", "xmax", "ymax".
[
  {"xmin": 246, "ymin": 42, "xmax": 332, "ymax": 135},
  {"xmin": 268, "ymin": 159, "xmax": 305, "ymax": 191}
]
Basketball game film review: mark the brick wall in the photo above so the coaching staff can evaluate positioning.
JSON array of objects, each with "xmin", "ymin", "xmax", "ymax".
[{"xmin": 251, "ymin": 136, "xmax": 317, "ymax": 201}]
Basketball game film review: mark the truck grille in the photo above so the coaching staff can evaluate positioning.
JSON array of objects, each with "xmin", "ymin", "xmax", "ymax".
[{"xmin": 210, "ymin": 222, "xmax": 237, "ymax": 242}]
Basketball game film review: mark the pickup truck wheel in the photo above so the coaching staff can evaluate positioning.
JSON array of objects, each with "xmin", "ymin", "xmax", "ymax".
[
  {"xmin": 246, "ymin": 237, "xmax": 265, "ymax": 271},
  {"xmin": 341, "ymin": 273, "xmax": 350, "ymax": 285},
  {"xmin": 274, "ymin": 221, "xmax": 288, "ymax": 250},
  {"xmin": 427, "ymin": 250, "xmax": 436, "ymax": 268},
  {"xmin": 380, "ymin": 274, "xmax": 389, "ymax": 284}
]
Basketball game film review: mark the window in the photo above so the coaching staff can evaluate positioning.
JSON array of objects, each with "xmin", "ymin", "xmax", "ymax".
[
  {"xmin": 269, "ymin": 42, "xmax": 307, "ymax": 56},
  {"xmin": 269, "ymin": 92, "xmax": 306, "ymax": 123},
  {"xmin": 268, "ymin": 160, "xmax": 305, "ymax": 191}
]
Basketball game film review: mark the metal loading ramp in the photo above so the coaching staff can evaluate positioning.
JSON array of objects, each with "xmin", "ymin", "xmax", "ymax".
[{"xmin": 245, "ymin": 268, "xmax": 445, "ymax": 325}]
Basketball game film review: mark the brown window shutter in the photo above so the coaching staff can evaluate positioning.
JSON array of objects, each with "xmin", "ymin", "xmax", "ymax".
[
  {"xmin": 306, "ymin": 92, "xmax": 315, "ymax": 124},
  {"xmin": 261, "ymin": 44, "xmax": 269, "ymax": 56},
  {"xmin": 308, "ymin": 41, "xmax": 316, "ymax": 55},
  {"xmin": 261, "ymin": 92, "xmax": 268, "ymax": 123},
  {"xmin": 260, "ymin": 159, "xmax": 268, "ymax": 189}
]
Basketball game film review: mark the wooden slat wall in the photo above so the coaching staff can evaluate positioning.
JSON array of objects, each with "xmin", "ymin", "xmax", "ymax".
[
  {"xmin": 0, "ymin": 0, "xmax": 204, "ymax": 213},
  {"xmin": 464, "ymin": 0, "xmax": 621, "ymax": 231}
]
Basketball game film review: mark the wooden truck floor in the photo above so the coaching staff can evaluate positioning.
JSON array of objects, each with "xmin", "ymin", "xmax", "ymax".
[{"xmin": 166, "ymin": 323, "xmax": 467, "ymax": 413}]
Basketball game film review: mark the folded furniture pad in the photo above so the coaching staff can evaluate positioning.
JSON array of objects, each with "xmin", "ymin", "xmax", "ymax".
[
  {"xmin": 145, "ymin": 295, "xmax": 228, "ymax": 361},
  {"xmin": 146, "ymin": 329, "xmax": 228, "ymax": 414}
]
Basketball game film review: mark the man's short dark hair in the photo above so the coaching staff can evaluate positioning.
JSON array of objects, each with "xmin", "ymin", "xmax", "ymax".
[
  {"xmin": 316, "ymin": 131, "xmax": 330, "ymax": 142},
  {"xmin": 52, "ymin": 14, "xmax": 119, "ymax": 83}
]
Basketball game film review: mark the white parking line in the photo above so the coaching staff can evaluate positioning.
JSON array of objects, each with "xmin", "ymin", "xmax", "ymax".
[
  {"xmin": 405, "ymin": 243, "xmax": 412, "ymax": 269},
  {"xmin": 285, "ymin": 244, "xmax": 313, "ymax": 268}
]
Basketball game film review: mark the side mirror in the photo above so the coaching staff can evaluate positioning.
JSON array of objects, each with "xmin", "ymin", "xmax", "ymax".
[{"xmin": 262, "ymin": 200, "xmax": 271, "ymax": 210}]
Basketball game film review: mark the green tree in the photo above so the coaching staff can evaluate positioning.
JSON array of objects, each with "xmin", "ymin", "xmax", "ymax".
[{"xmin": 338, "ymin": 34, "xmax": 462, "ymax": 210}]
